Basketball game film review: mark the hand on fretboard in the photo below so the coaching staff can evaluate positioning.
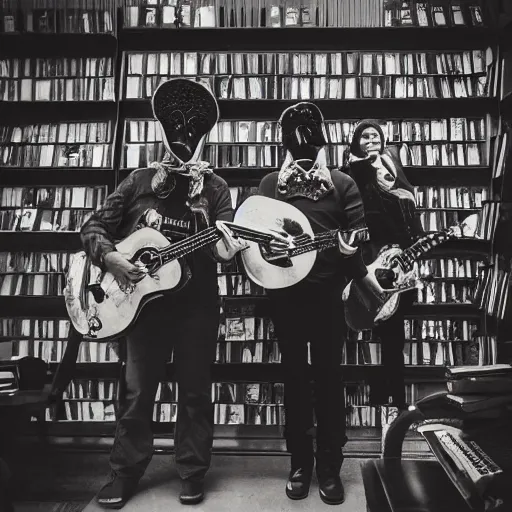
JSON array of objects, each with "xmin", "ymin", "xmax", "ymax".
[{"xmin": 338, "ymin": 227, "xmax": 370, "ymax": 248}]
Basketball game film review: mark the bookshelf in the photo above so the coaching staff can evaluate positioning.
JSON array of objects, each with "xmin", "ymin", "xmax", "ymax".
[
  {"xmin": 472, "ymin": 23, "xmax": 512, "ymax": 364},
  {"xmin": 0, "ymin": 0, "xmax": 508, "ymax": 457}
]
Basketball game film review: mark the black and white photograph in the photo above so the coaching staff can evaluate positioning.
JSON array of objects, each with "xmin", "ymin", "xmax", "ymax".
[{"xmin": 0, "ymin": 1, "xmax": 512, "ymax": 511}]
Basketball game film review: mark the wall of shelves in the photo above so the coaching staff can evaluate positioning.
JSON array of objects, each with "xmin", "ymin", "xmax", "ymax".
[{"xmin": 1, "ymin": 0, "xmax": 508, "ymax": 454}]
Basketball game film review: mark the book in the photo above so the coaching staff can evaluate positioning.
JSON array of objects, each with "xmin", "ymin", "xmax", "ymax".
[
  {"xmin": 446, "ymin": 393, "xmax": 512, "ymax": 413},
  {"xmin": 447, "ymin": 377, "xmax": 512, "ymax": 395},
  {"xmin": 446, "ymin": 364, "xmax": 512, "ymax": 379}
]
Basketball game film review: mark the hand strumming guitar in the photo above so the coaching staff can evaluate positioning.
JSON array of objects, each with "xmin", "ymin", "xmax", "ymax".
[{"xmin": 103, "ymin": 251, "xmax": 148, "ymax": 289}]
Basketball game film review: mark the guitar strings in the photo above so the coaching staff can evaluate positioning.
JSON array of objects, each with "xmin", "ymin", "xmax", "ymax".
[
  {"xmin": 157, "ymin": 223, "xmax": 275, "ymax": 263},
  {"xmin": 141, "ymin": 224, "xmax": 361, "ymax": 272}
]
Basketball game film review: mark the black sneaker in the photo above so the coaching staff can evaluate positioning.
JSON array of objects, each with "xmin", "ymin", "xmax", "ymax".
[
  {"xmin": 96, "ymin": 476, "xmax": 139, "ymax": 509},
  {"xmin": 179, "ymin": 479, "xmax": 205, "ymax": 505},
  {"xmin": 317, "ymin": 471, "xmax": 345, "ymax": 505},
  {"xmin": 285, "ymin": 468, "xmax": 312, "ymax": 500}
]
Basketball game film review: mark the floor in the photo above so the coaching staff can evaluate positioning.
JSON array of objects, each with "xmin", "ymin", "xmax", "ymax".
[{"xmin": 13, "ymin": 455, "xmax": 370, "ymax": 512}]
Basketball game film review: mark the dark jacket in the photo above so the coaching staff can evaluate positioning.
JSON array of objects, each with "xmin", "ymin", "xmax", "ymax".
[
  {"xmin": 80, "ymin": 167, "xmax": 233, "ymax": 270},
  {"xmin": 51, "ymin": 167, "xmax": 233, "ymax": 401},
  {"xmin": 258, "ymin": 168, "xmax": 368, "ymax": 287},
  {"xmin": 344, "ymin": 147, "xmax": 424, "ymax": 258}
]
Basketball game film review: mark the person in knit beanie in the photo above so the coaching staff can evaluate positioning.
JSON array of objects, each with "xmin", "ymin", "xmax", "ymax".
[{"xmin": 344, "ymin": 119, "xmax": 424, "ymax": 409}]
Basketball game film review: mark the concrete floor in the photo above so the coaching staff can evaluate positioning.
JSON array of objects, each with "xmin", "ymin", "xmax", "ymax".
[{"xmin": 81, "ymin": 455, "xmax": 369, "ymax": 512}]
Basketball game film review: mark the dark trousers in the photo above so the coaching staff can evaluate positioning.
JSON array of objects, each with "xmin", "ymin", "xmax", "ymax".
[
  {"xmin": 268, "ymin": 280, "xmax": 347, "ymax": 473},
  {"xmin": 373, "ymin": 290, "xmax": 415, "ymax": 408},
  {"xmin": 110, "ymin": 286, "xmax": 219, "ymax": 482},
  {"xmin": 362, "ymin": 243, "xmax": 413, "ymax": 408}
]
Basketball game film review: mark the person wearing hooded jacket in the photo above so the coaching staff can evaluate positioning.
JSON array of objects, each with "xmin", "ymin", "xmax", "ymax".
[
  {"xmin": 79, "ymin": 79, "xmax": 248, "ymax": 509},
  {"xmin": 343, "ymin": 119, "xmax": 425, "ymax": 408}
]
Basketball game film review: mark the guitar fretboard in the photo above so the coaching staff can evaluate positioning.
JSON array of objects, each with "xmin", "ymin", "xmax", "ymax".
[
  {"xmin": 290, "ymin": 227, "xmax": 369, "ymax": 257},
  {"xmin": 395, "ymin": 230, "xmax": 455, "ymax": 271}
]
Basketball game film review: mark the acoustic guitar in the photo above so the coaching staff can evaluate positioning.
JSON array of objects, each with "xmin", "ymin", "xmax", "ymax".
[
  {"xmin": 234, "ymin": 196, "xmax": 368, "ymax": 289},
  {"xmin": 65, "ymin": 196, "xmax": 368, "ymax": 341},
  {"xmin": 342, "ymin": 217, "xmax": 477, "ymax": 331}
]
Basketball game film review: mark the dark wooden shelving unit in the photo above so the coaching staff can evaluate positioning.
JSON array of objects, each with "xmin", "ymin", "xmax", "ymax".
[
  {"xmin": 1, "ymin": 14, "xmax": 505, "ymax": 452},
  {"xmin": 0, "ymin": 296, "xmax": 68, "ymax": 317},
  {"xmin": 0, "ymin": 101, "xmax": 117, "ymax": 123},
  {"xmin": 118, "ymin": 166, "xmax": 492, "ymax": 188},
  {"xmin": 0, "ymin": 232, "xmax": 83, "ymax": 252},
  {"xmin": 0, "ymin": 33, "xmax": 117, "ymax": 58},
  {"xmin": 118, "ymin": 27, "xmax": 496, "ymax": 52},
  {"xmin": 0, "ymin": 169, "xmax": 116, "ymax": 188},
  {"xmin": 120, "ymin": 97, "xmax": 498, "ymax": 122}
]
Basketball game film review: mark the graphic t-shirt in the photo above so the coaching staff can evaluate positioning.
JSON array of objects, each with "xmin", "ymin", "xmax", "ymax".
[{"xmin": 80, "ymin": 168, "xmax": 234, "ymax": 302}]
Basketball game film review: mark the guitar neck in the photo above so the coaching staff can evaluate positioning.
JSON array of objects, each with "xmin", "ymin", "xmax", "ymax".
[
  {"xmin": 158, "ymin": 224, "xmax": 368, "ymax": 264},
  {"xmin": 158, "ymin": 222, "xmax": 274, "ymax": 265},
  {"xmin": 396, "ymin": 230, "xmax": 455, "ymax": 271},
  {"xmin": 290, "ymin": 227, "xmax": 369, "ymax": 257}
]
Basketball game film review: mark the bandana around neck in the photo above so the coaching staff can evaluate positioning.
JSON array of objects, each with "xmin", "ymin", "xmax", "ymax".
[
  {"xmin": 150, "ymin": 159, "xmax": 213, "ymax": 202},
  {"xmin": 277, "ymin": 149, "xmax": 334, "ymax": 201}
]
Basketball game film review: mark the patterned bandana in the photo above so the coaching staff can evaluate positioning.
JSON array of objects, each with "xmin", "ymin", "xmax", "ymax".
[
  {"xmin": 348, "ymin": 152, "xmax": 416, "ymax": 203},
  {"xmin": 277, "ymin": 153, "xmax": 334, "ymax": 201},
  {"xmin": 150, "ymin": 159, "xmax": 213, "ymax": 202}
]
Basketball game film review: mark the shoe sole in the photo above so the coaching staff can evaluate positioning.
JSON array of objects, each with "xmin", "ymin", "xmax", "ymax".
[
  {"xmin": 319, "ymin": 492, "xmax": 345, "ymax": 506},
  {"xmin": 97, "ymin": 498, "xmax": 128, "ymax": 510},
  {"xmin": 286, "ymin": 490, "xmax": 309, "ymax": 500},
  {"xmin": 179, "ymin": 494, "xmax": 204, "ymax": 505},
  {"xmin": 286, "ymin": 485, "xmax": 310, "ymax": 501}
]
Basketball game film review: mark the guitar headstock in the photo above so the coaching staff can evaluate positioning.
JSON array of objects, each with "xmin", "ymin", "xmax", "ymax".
[{"xmin": 448, "ymin": 213, "xmax": 479, "ymax": 239}]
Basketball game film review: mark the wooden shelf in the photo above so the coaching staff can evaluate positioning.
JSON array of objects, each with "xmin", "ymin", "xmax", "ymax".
[
  {"xmin": 120, "ymin": 97, "xmax": 498, "ymax": 121},
  {"xmin": 404, "ymin": 365, "xmax": 445, "ymax": 382},
  {"xmin": 499, "ymin": 21, "xmax": 512, "ymax": 50},
  {"xmin": 118, "ymin": 27, "xmax": 496, "ymax": 52},
  {"xmin": 222, "ymin": 290, "xmax": 484, "ymax": 319},
  {"xmin": 0, "ymin": 296, "xmax": 67, "ymax": 317},
  {"xmin": 20, "ymin": 421, "xmax": 430, "ymax": 457},
  {"xmin": 502, "ymin": 91, "xmax": 512, "ymax": 120},
  {"xmin": 48, "ymin": 362, "xmax": 122, "ymax": 380},
  {"xmin": 0, "ymin": 33, "xmax": 117, "ymax": 58},
  {"xmin": 39, "ymin": 359, "xmax": 446, "ymax": 384},
  {"xmin": 0, "ymin": 232, "xmax": 82, "ymax": 252},
  {"xmin": 0, "ymin": 101, "xmax": 117, "ymax": 124},
  {"xmin": 427, "ymin": 238, "xmax": 490, "ymax": 257},
  {"xmin": 406, "ymin": 303, "xmax": 482, "ymax": 318},
  {"xmin": 404, "ymin": 167, "xmax": 491, "ymax": 186},
  {"xmin": 118, "ymin": 166, "xmax": 491, "ymax": 187},
  {"xmin": 0, "ymin": 169, "xmax": 116, "ymax": 188}
]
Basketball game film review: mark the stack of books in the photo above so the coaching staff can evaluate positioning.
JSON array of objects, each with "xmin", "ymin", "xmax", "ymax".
[{"xmin": 446, "ymin": 364, "xmax": 512, "ymax": 413}]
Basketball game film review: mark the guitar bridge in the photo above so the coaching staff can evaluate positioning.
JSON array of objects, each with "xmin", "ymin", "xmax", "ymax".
[{"xmin": 260, "ymin": 245, "xmax": 293, "ymax": 268}]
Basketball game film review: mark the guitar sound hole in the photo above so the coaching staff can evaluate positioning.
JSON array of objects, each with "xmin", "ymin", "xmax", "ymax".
[
  {"xmin": 282, "ymin": 217, "xmax": 304, "ymax": 237},
  {"xmin": 133, "ymin": 248, "xmax": 161, "ymax": 273}
]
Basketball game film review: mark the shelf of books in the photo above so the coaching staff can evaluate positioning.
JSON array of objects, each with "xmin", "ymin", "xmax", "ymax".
[
  {"xmin": 473, "ymin": 34, "xmax": 512, "ymax": 365},
  {"xmin": 0, "ymin": 0, "xmax": 121, "ymax": 447},
  {"xmin": 0, "ymin": 0, "xmax": 507, "ymax": 456}
]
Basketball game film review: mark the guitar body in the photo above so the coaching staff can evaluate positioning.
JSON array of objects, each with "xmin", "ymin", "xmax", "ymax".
[
  {"xmin": 343, "ymin": 245, "xmax": 419, "ymax": 331},
  {"xmin": 234, "ymin": 196, "xmax": 317, "ymax": 289},
  {"xmin": 64, "ymin": 228, "xmax": 186, "ymax": 341}
]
